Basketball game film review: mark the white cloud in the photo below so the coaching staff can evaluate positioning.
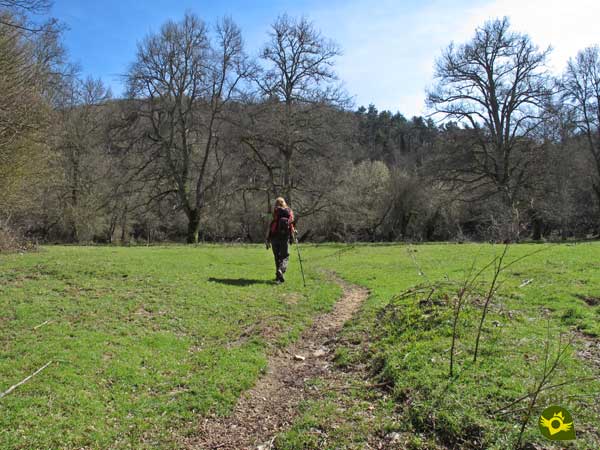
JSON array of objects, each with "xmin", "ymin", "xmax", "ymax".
[
  {"xmin": 308, "ymin": 0, "xmax": 600, "ymax": 117},
  {"xmin": 467, "ymin": 0, "xmax": 600, "ymax": 72}
]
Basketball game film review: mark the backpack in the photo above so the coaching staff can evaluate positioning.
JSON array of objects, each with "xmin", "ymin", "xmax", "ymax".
[{"xmin": 273, "ymin": 207, "xmax": 292, "ymax": 238}]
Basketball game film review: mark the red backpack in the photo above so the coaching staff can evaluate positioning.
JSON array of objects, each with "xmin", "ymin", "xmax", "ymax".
[{"xmin": 272, "ymin": 207, "xmax": 292, "ymax": 238}]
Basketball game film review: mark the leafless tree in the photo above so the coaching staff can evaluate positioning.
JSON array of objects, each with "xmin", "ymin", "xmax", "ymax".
[
  {"xmin": 0, "ymin": 21, "xmax": 42, "ymax": 151},
  {"xmin": 0, "ymin": 1, "xmax": 56, "ymax": 33},
  {"xmin": 252, "ymin": 14, "xmax": 349, "ymax": 209},
  {"xmin": 561, "ymin": 45, "xmax": 600, "ymax": 226},
  {"xmin": 125, "ymin": 14, "xmax": 253, "ymax": 243},
  {"xmin": 0, "ymin": 6, "xmax": 66, "ymax": 150},
  {"xmin": 0, "ymin": 0, "xmax": 49, "ymax": 11},
  {"xmin": 427, "ymin": 17, "xmax": 552, "ymax": 236},
  {"xmin": 53, "ymin": 77, "xmax": 112, "ymax": 241},
  {"xmin": 0, "ymin": 12, "xmax": 65, "ymax": 217}
]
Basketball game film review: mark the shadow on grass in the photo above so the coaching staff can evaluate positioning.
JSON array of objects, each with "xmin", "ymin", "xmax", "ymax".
[{"xmin": 208, "ymin": 277, "xmax": 276, "ymax": 286}]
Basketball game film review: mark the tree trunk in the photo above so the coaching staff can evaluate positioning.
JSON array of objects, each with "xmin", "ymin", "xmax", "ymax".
[
  {"xmin": 531, "ymin": 214, "xmax": 542, "ymax": 241},
  {"xmin": 69, "ymin": 219, "xmax": 78, "ymax": 243},
  {"xmin": 120, "ymin": 206, "xmax": 128, "ymax": 244},
  {"xmin": 594, "ymin": 181, "xmax": 600, "ymax": 234},
  {"xmin": 108, "ymin": 214, "xmax": 117, "ymax": 244},
  {"xmin": 68, "ymin": 199, "xmax": 78, "ymax": 243},
  {"xmin": 187, "ymin": 210, "xmax": 201, "ymax": 244},
  {"xmin": 283, "ymin": 151, "xmax": 292, "ymax": 205},
  {"xmin": 69, "ymin": 157, "xmax": 80, "ymax": 243}
]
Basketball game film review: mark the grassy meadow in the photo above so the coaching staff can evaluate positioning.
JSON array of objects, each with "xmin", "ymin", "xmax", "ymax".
[
  {"xmin": 280, "ymin": 242, "xmax": 600, "ymax": 449},
  {"xmin": 1, "ymin": 242, "xmax": 599, "ymax": 449},
  {"xmin": 0, "ymin": 245, "xmax": 340, "ymax": 448}
]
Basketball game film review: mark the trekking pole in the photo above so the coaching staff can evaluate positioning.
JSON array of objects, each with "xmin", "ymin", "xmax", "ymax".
[{"xmin": 294, "ymin": 232, "xmax": 307, "ymax": 287}]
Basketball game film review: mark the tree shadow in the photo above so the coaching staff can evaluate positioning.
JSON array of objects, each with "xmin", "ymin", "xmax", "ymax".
[{"xmin": 207, "ymin": 277, "xmax": 276, "ymax": 286}]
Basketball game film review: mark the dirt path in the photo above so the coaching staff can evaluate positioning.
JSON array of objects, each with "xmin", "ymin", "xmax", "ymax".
[{"xmin": 185, "ymin": 276, "xmax": 369, "ymax": 450}]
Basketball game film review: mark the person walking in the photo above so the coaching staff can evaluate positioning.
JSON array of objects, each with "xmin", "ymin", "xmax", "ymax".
[{"xmin": 265, "ymin": 197, "xmax": 295, "ymax": 283}]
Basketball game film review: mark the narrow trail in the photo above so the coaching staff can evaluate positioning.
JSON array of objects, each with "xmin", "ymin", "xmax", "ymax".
[{"xmin": 185, "ymin": 276, "xmax": 369, "ymax": 450}]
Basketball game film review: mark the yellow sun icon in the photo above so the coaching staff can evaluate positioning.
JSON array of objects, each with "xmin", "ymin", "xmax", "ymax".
[
  {"xmin": 538, "ymin": 406, "xmax": 576, "ymax": 440},
  {"xmin": 540, "ymin": 411, "xmax": 572, "ymax": 436}
]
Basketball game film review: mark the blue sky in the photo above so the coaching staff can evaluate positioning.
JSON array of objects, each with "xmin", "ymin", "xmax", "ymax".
[{"xmin": 45, "ymin": 0, "xmax": 600, "ymax": 117}]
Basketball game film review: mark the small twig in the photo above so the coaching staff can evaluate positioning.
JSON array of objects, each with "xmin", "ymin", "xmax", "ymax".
[
  {"xmin": 449, "ymin": 251, "xmax": 499, "ymax": 377},
  {"xmin": 394, "ymin": 286, "xmax": 434, "ymax": 300},
  {"xmin": 330, "ymin": 381, "xmax": 392, "ymax": 391},
  {"xmin": 496, "ymin": 405, "xmax": 530, "ymax": 417},
  {"xmin": 33, "ymin": 320, "xmax": 52, "ymax": 330},
  {"xmin": 519, "ymin": 279, "xmax": 533, "ymax": 288},
  {"xmin": 425, "ymin": 288, "xmax": 435, "ymax": 302},
  {"xmin": 0, "ymin": 361, "xmax": 53, "ymax": 400},
  {"xmin": 492, "ymin": 376, "xmax": 595, "ymax": 414},
  {"xmin": 365, "ymin": 381, "xmax": 392, "ymax": 389},
  {"xmin": 392, "ymin": 281, "xmax": 454, "ymax": 302},
  {"xmin": 474, "ymin": 244, "xmax": 510, "ymax": 362},
  {"xmin": 450, "ymin": 256, "xmax": 478, "ymax": 377},
  {"xmin": 407, "ymin": 245, "xmax": 433, "ymax": 286},
  {"xmin": 514, "ymin": 328, "xmax": 573, "ymax": 449}
]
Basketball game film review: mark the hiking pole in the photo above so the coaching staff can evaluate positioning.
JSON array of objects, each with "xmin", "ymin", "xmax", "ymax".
[{"xmin": 294, "ymin": 232, "xmax": 307, "ymax": 287}]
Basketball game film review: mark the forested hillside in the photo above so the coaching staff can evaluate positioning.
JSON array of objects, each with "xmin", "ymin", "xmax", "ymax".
[{"xmin": 1, "ymin": 2, "xmax": 599, "ymax": 245}]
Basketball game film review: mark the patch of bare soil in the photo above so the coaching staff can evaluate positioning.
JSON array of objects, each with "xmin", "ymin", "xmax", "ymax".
[
  {"xmin": 575, "ymin": 331, "xmax": 600, "ymax": 370},
  {"xmin": 184, "ymin": 276, "xmax": 369, "ymax": 450},
  {"xmin": 574, "ymin": 294, "xmax": 600, "ymax": 306},
  {"xmin": 283, "ymin": 292, "xmax": 302, "ymax": 305},
  {"xmin": 573, "ymin": 331, "xmax": 600, "ymax": 441}
]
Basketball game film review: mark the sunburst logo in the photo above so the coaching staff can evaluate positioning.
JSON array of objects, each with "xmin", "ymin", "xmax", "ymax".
[{"xmin": 539, "ymin": 406, "xmax": 575, "ymax": 441}]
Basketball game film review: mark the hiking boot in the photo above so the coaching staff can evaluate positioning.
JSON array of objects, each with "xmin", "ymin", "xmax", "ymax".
[{"xmin": 276, "ymin": 269, "xmax": 285, "ymax": 282}]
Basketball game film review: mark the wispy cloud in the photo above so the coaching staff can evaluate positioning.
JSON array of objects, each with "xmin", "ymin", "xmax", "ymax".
[
  {"xmin": 308, "ymin": 0, "xmax": 600, "ymax": 117},
  {"xmin": 53, "ymin": 0, "xmax": 600, "ymax": 115}
]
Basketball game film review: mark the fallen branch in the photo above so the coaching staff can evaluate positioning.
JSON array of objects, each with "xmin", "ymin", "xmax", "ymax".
[
  {"xmin": 0, "ymin": 361, "xmax": 53, "ymax": 400},
  {"xmin": 519, "ymin": 279, "xmax": 533, "ymax": 288},
  {"xmin": 33, "ymin": 320, "xmax": 52, "ymax": 330}
]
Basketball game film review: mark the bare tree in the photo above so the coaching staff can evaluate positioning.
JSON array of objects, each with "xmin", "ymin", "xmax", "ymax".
[
  {"xmin": 427, "ymin": 17, "xmax": 551, "ymax": 236},
  {"xmin": 125, "ymin": 14, "xmax": 252, "ymax": 243},
  {"xmin": 0, "ymin": 1, "xmax": 56, "ymax": 33},
  {"xmin": 0, "ymin": 12, "xmax": 65, "ymax": 216},
  {"xmin": 0, "ymin": 22, "xmax": 43, "ymax": 153},
  {"xmin": 0, "ymin": 0, "xmax": 50, "ymax": 11},
  {"xmin": 253, "ymin": 14, "xmax": 348, "ymax": 208},
  {"xmin": 0, "ymin": 5, "xmax": 66, "ymax": 150},
  {"xmin": 561, "ymin": 45, "xmax": 600, "ymax": 227},
  {"xmin": 54, "ymin": 76, "xmax": 112, "ymax": 241}
]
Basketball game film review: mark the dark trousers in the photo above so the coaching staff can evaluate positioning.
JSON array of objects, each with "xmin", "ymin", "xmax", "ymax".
[{"xmin": 271, "ymin": 237, "xmax": 289, "ymax": 274}]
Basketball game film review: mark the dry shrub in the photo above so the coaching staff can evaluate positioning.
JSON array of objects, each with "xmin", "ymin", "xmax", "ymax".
[{"xmin": 0, "ymin": 222, "xmax": 35, "ymax": 253}]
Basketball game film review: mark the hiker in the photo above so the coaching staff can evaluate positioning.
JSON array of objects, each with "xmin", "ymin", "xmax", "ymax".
[{"xmin": 265, "ymin": 197, "xmax": 296, "ymax": 283}]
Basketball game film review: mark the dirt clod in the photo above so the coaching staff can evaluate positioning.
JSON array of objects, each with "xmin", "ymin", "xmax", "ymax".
[
  {"xmin": 313, "ymin": 348, "xmax": 328, "ymax": 357},
  {"xmin": 575, "ymin": 294, "xmax": 600, "ymax": 306}
]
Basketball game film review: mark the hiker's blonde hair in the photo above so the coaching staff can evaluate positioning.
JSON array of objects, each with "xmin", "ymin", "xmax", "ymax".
[{"xmin": 274, "ymin": 197, "xmax": 288, "ymax": 208}]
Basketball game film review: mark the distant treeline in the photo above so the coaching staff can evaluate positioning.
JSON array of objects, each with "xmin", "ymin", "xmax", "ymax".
[{"xmin": 1, "ymin": 2, "xmax": 599, "ymax": 245}]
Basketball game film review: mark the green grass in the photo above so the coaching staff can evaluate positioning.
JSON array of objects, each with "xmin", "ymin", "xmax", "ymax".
[
  {"xmin": 276, "ymin": 242, "xmax": 600, "ymax": 449},
  {"xmin": 2, "ymin": 243, "xmax": 600, "ymax": 449},
  {"xmin": 0, "ymin": 245, "xmax": 340, "ymax": 449}
]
